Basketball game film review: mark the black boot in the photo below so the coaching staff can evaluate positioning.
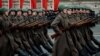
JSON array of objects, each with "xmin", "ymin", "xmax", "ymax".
[
  {"xmin": 41, "ymin": 43, "xmax": 52, "ymax": 53},
  {"xmin": 27, "ymin": 49, "xmax": 39, "ymax": 56},
  {"xmin": 79, "ymin": 48, "xmax": 91, "ymax": 56},
  {"xmin": 17, "ymin": 49, "xmax": 29, "ymax": 56},
  {"xmin": 85, "ymin": 45, "xmax": 98, "ymax": 55},
  {"xmin": 32, "ymin": 46, "xmax": 42, "ymax": 54}
]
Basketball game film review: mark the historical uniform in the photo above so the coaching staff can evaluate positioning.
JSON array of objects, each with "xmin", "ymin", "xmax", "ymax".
[
  {"xmin": 35, "ymin": 12, "xmax": 52, "ymax": 53},
  {"xmin": 0, "ymin": 15, "xmax": 10, "ymax": 56},
  {"xmin": 51, "ymin": 11, "xmax": 79, "ymax": 56}
]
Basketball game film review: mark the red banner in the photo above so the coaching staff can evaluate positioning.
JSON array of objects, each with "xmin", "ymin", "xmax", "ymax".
[
  {"xmin": 9, "ymin": 0, "xmax": 13, "ymax": 9},
  {"xmin": 54, "ymin": 0, "xmax": 60, "ymax": 11},
  {"xmin": 42, "ymin": 0, "xmax": 48, "ymax": 11},
  {"xmin": 31, "ymin": 0, "xmax": 37, "ymax": 9},
  {"xmin": 20, "ymin": 0, "xmax": 24, "ymax": 9},
  {"xmin": 0, "ymin": 0, "xmax": 2, "ymax": 8}
]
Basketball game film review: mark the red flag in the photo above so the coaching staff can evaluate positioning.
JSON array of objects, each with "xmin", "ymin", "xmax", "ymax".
[
  {"xmin": 0, "ymin": 0, "xmax": 2, "ymax": 8},
  {"xmin": 42, "ymin": 0, "xmax": 48, "ymax": 11},
  {"xmin": 9, "ymin": 0, "xmax": 13, "ymax": 9},
  {"xmin": 54, "ymin": 0, "xmax": 60, "ymax": 11},
  {"xmin": 20, "ymin": 0, "xmax": 24, "ymax": 9},
  {"xmin": 31, "ymin": 0, "xmax": 37, "ymax": 9}
]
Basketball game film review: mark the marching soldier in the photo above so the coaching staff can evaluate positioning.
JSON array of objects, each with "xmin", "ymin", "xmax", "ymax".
[
  {"xmin": 74, "ymin": 9, "xmax": 98, "ymax": 55},
  {"xmin": 21, "ymin": 11, "xmax": 39, "ymax": 56},
  {"xmin": 42, "ymin": 11, "xmax": 54, "ymax": 47},
  {"xmin": 79, "ymin": 9, "xmax": 100, "ymax": 54},
  {"xmin": 14, "ymin": 10, "xmax": 30, "ymax": 56},
  {"xmin": 1, "ymin": 10, "xmax": 21, "ymax": 56},
  {"xmin": 71, "ymin": 9, "xmax": 92, "ymax": 56},
  {"xmin": 70, "ymin": 8, "xmax": 98, "ymax": 56},
  {"xmin": 5, "ymin": 10, "xmax": 18, "ymax": 56},
  {"xmin": 28, "ymin": 9, "xmax": 33, "ymax": 16},
  {"xmin": 71, "ymin": 8, "xmax": 100, "ymax": 55},
  {"xmin": 34, "ymin": 11, "xmax": 52, "ymax": 53},
  {"xmin": 0, "ymin": 11, "xmax": 11, "ymax": 56},
  {"xmin": 51, "ymin": 8, "xmax": 79, "ymax": 56},
  {"xmin": 27, "ymin": 10, "xmax": 49, "ymax": 56}
]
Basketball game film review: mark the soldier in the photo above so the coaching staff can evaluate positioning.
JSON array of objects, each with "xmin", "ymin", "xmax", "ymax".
[
  {"xmin": 25, "ymin": 10, "xmax": 48, "ymax": 56},
  {"xmin": 0, "ymin": 10, "xmax": 20, "ymax": 56},
  {"xmin": 21, "ymin": 11, "xmax": 39, "ymax": 56},
  {"xmin": 51, "ymin": 8, "xmax": 79, "ymax": 56},
  {"xmin": 7, "ymin": 10, "xmax": 31, "ymax": 56},
  {"xmin": 70, "ymin": 8, "xmax": 92, "ymax": 56},
  {"xmin": 71, "ymin": 9, "xmax": 96, "ymax": 56},
  {"xmin": 79, "ymin": 9, "xmax": 100, "ymax": 54},
  {"xmin": 5, "ymin": 10, "xmax": 19, "ymax": 56},
  {"xmin": 30, "ymin": 11, "xmax": 46, "ymax": 53},
  {"xmin": 33, "ymin": 11, "xmax": 53, "ymax": 53},
  {"xmin": 72, "ymin": 8, "xmax": 99, "ymax": 55},
  {"xmin": 0, "ymin": 11, "xmax": 11, "ymax": 56},
  {"xmin": 14, "ymin": 10, "xmax": 30, "ymax": 56},
  {"xmin": 42, "ymin": 11, "xmax": 54, "ymax": 47},
  {"xmin": 27, "ymin": 11, "xmax": 49, "ymax": 56},
  {"xmin": 28, "ymin": 9, "xmax": 33, "ymax": 16}
]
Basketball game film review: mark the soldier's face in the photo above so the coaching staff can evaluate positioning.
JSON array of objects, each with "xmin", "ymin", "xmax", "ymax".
[
  {"xmin": 67, "ymin": 10, "xmax": 72, "ymax": 15},
  {"xmin": 86, "ymin": 10, "xmax": 90, "ymax": 14},
  {"xmin": 28, "ymin": 11, "xmax": 32, "ymax": 15},
  {"xmin": 5, "ymin": 11, "xmax": 9, "ymax": 16},
  {"xmin": 39, "ymin": 13, "xmax": 43, "ymax": 16},
  {"xmin": 32, "ymin": 12, "xmax": 37, "ymax": 16},
  {"xmin": 75, "ymin": 10, "xmax": 79, "ymax": 13},
  {"xmin": 43, "ymin": 12, "xmax": 46, "ymax": 15},
  {"xmin": 17, "ymin": 11, "xmax": 22, "ymax": 16},
  {"xmin": 72, "ymin": 10, "xmax": 75, "ymax": 13},
  {"xmin": 83, "ymin": 10, "xmax": 86, "ymax": 14},
  {"xmin": 23, "ymin": 13, "xmax": 28, "ymax": 16},
  {"xmin": 63, "ymin": 9, "xmax": 67, "ymax": 14},
  {"xmin": 79, "ymin": 9, "xmax": 83, "ymax": 13},
  {"xmin": 11, "ymin": 11, "xmax": 15, "ymax": 15}
]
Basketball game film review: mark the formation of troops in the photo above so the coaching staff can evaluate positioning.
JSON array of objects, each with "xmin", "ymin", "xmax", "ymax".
[
  {"xmin": 0, "ymin": 6, "xmax": 100, "ymax": 56},
  {"xmin": 0, "ymin": 9, "xmax": 54, "ymax": 56},
  {"xmin": 51, "ymin": 8, "xmax": 100, "ymax": 56}
]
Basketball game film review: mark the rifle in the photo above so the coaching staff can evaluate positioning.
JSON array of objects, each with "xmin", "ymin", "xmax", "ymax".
[
  {"xmin": 16, "ymin": 20, "xmax": 38, "ymax": 29},
  {"xmin": 77, "ymin": 17, "xmax": 100, "ymax": 27},
  {"xmin": 17, "ymin": 19, "xmax": 43, "ymax": 29},
  {"xmin": 36, "ymin": 20, "xmax": 52, "ymax": 28},
  {"xmin": 22, "ymin": 19, "xmax": 51, "ymax": 29},
  {"xmin": 1, "ymin": 19, "xmax": 32, "ymax": 35},
  {"xmin": 51, "ymin": 18, "xmax": 99, "ymax": 39},
  {"xmin": 11, "ymin": 19, "xmax": 42, "ymax": 29}
]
